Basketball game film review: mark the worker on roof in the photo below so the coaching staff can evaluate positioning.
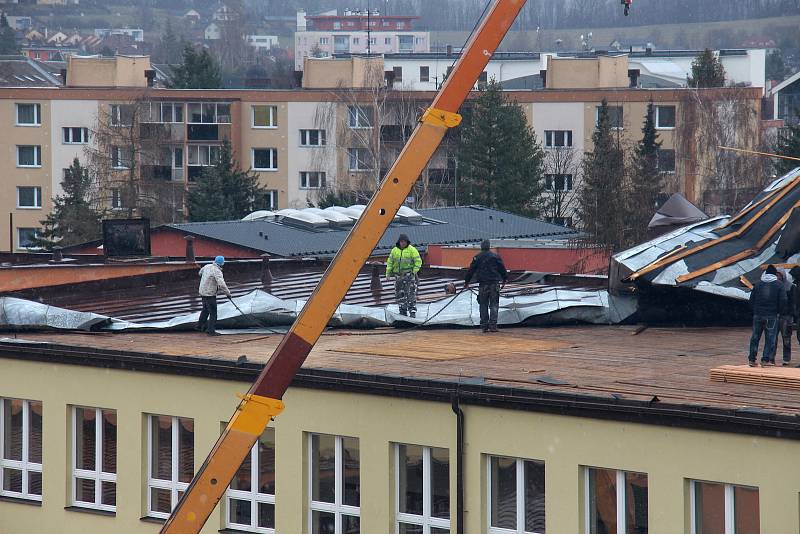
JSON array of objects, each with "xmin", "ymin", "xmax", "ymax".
[
  {"xmin": 197, "ymin": 255, "xmax": 232, "ymax": 337},
  {"xmin": 464, "ymin": 239, "xmax": 508, "ymax": 333},
  {"xmin": 775, "ymin": 267, "xmax": 798, "ymax": 366},
  {"xmin": 386, "ymin": 233, "xmax": 422, "ymax": 318},
  {"xmin": 748, "ymin": 264, "xmax": 787, "ymax": 367}
]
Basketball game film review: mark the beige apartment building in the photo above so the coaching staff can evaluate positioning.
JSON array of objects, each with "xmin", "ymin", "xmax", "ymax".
[{"xmin": 0, "ymin": 55, "xmax": 763, "ymax": 251}]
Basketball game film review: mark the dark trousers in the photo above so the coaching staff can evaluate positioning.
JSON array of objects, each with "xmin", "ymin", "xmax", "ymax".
[
  {"xmin": 198, "ymin": 295, "xmax": 218, "ymax": 334},
  {"xmin": 778, "ymin": 315, "xmax": 793, "ymax": 362},
  {"xmin": 394, "ymin": 273, "xmax": 417, "ymax": 314},
  {"xmin": 749, "ymin": 314, "xmax": 778, "ymax": 363},
  {"xmin": 478, "ymin": 282, "xmax": 501, "ymax": 329}
]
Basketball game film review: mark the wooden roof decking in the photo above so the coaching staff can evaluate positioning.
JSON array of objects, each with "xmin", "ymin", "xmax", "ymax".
[{"xmin": 12, "ymin": 325, "xmax": 800, "ymax": 418}]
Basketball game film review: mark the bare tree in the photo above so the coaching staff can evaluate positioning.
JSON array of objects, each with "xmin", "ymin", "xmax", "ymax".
[
  {"xmin": 85, "ymin": 97, "xmax": 186, "ymax": 225},
  {"xmin": 542, "ymin": 147, "xmax": 580, "ymax": 226}
]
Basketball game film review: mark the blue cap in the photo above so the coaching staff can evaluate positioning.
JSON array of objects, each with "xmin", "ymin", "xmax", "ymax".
[{"xmin": 214, "ymin": 256, "xmax": 225, "ymax": 266}]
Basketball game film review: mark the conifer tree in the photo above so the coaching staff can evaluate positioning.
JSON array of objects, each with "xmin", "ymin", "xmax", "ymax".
[
  {"xmin": 457, "ymin": 79, "xmax": 545, "ymax": 216},
  {"xmin": 688, "ymin": 48, "xmax": 726, "ymax": 88},
  {"xmin": 167, "ymin": 45, "xmax": 222, "ymax": 89},
  {"xmin": 188, "ymin": 142, "xmax": 268, "ymax": 221},
  {"xmin": 0, "ymin": 13, "xmax": 18, "ymax": 55},
  {"xmin": 628, "ymin": 101, "xmax": 663, "ymax": 244},
  {"xmin": 775, "ymin": 123, "xmax": 800, "ymax": 177}
]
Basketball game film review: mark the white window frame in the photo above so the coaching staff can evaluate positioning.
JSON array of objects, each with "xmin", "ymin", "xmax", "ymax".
[
  {"xmin": 348, "ymin": 105, "xmax": 373, "ymax": 129},
  {"xmin": 187, "ymin": 145, "xmax": 221, "ymax": 167},
  {"xmin": 71, "ymin": 406, "xmax": 117, "ymax": 512},
  {"xmin": 109, "ymin": 104, "xmax": 132, "ymax": 127},
  {"xmin": 420, "ymin": 66, "xmax": 430, "ymax": 83},
  {"xmin": 15, "ymin": 103, "xmax": 41, "ymax": 126},
  {"xmin": 16, "ymin": 186, "xmax": 42, "ymax": 209},
  {"xmin": 657, "ymin": 148, "xmax": 676, "ymax": 174},
  {"xmin": 62, "ymin": 126, "xmax": 89, "ymax": 144},
  {"xmin": 655, "ymin": 105, "xmax": 676, "ymax": 130},
  {"xmin": 252, "ymin": 148, "xmax": 278, "ymax": 171},
  {"xmin": 395, "ymin": 445, "xmax": 450, "ymax": 534},
  {"xmin": 544, "ymin": 130, "xmax": 573, "ymax": 148},
  {"xmin": 0, "ymin": 398, "xmax": 42, "ymax": 501},
  {"xmin": 187, "ymin": 102, "xmax": 232, "ymax": 124},
  {"xmin": 596, "ymin": 106, "xmax": 624, "ymax": 130},
  {"xmin": 487, "ymin": 456, "xmax": 545, "ymax": 534},
  {"xmin": 16, "ymin": 145, "xmax": 42, "ymax": 168},
  {"xmin": 300, "ymin": 171, "xmax": 326, "ymax": 190},
  {"xmin": 308, "ymin": 434, "xmax": 360, "ymax": 533},
  {"xmin": 348, "ymin": 147, "xmax": 372, "ymax": 172},
  {"xmin": 111, "ymin": 146, "xmax": 132, "ymax": 170},
  {"xmin": 225, "ymin": 428, "xmax": 276, "ymax": 533},
  {"xmin": 16, "ymin": 228, "xmax": 41, "ymax": 250},
  {"xmin": 252, "ymin": 105, "xmax": 278, "ymax": 129},
  {"xmin": 146, "ymin": 415, "xmax": 192, "ymax": 519},
  {"xmin": 584, "ymin": 468, "xmax": 646, "ymax": 534},
  {"xmin": 300, "ymin": 129, "xmax": 326, "ymax": 147},
  {"xmin": 111, "ymin": 188, "xmax": 123, "ymax": 210},
  {"xmin": 689, "ymin": 480, "xmax": 758, "ymax": 534}
]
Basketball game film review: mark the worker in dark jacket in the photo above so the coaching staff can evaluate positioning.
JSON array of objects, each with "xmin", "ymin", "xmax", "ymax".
[
  {"xmin": 775, "ymin": 268, "xmax": 794, "ymax": 365},
  {"xmin": 748, "ymin": 265, "xmax": 787, "ymax": 366},
  {"xmin": 464, "ymin": 239, "xmax": 508, "ymax": 333}
]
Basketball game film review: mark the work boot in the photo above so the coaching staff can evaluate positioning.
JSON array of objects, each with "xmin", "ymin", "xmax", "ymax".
[
  {"xmin": 399, "ymin": 309, "xmax": 408, "ymax": 316},
  {"xmin": 489, "ymin": 325, "xmax": 499, "ymax": 332},
  {"xmin": 748, "ymin": 361, "xmax": 757, "ymax": 367},
  {"xmin": 410, "ymin": 311, "xmax": 416, "ymax": 318},
  {"xmin": 207, "ymin": 331, "xmax": 222, "ymax": 337}
]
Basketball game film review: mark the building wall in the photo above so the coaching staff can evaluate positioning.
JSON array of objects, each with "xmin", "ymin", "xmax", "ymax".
[
  {"xmin": 294, "ymin": 30, "xmax": 430, "ymax": 70},
  {"xmin": 286, "ymin": 101, "xmax": 339, "ymax": 208},
  {"xmin": 547, "ymin": 56, "xmax": 630, "ymax": 89},
  {"xmin": 149, "ymin": 228, "xmax": 263, "ymax": 259},
  {"xmin": 426, "ymin": 244, "xmax": 609, "ymax": 274},
  {"xmin": 384, "ymin": 56, "xmax": 542, "ymax": 91},
  {"xmin": 1, "ymin": 357, "xmax": 800, "ymax": 533},
  {"xmin": 49, "ymin": 100, "xmax": 96, "ymax": 197},
  {"xmin": 239, "ymin": 100, "xmax": 289, "ymax": 209}
]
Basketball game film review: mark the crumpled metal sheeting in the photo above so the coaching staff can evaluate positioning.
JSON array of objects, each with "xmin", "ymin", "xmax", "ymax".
[{"xmin": 0, "ymin": 297, "xmax": 111, "ymax": 331}]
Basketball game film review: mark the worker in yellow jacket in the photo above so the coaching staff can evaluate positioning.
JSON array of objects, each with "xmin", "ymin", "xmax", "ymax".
[{"xmin": 386, "ymin": 233, "xmax": 422, "ymax": 317}]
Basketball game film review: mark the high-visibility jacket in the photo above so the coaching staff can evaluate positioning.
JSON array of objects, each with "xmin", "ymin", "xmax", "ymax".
[{"xmin": 386, "ymin": 245, "xmax": 422, "ymax": 276}]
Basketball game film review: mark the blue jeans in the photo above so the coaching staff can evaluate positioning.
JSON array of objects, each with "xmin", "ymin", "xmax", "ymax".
[{"xmin": 749, "ymin": 315, "xmax": 778, "ymax": 363}]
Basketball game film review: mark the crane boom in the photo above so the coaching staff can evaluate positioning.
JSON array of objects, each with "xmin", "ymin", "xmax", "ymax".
[{"xmin": 161, "ymin": 1, "xmax": 528, "ymax": 531}]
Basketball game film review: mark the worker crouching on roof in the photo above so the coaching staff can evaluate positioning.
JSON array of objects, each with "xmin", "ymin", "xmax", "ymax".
[
  {"xmin": 464, "ymin": 239, "xmax": 508, "ymax": 333},
  {"xmin": 748, "ymin": 264, "xmax": 787, "ymax": 366},
  {"xmin": 197, "ymin": 255, "xmax": 232, "ymax": 336},
  {"xmin": 386, "ymin": 233, "xmax": 422, "ymax": 318}
]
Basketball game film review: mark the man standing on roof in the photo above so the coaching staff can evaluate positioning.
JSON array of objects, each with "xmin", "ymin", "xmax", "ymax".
[
  {"xmin": 197, "ymin": 255, "xmax": 232, "ymax": 336},
  {"xmin": 775, "ymin": 267, "xmax": 795, "ymax": 366},
  {"xmin": 386, "ymin": 233, "xmax": 422, "ymax": 317},
  {"xmin": 748, "ymin": 264, "xmax": 787, "ymax": 366},
  {"xmin": 464, "ymin": 239, "xmax": 508, "ymax": 333}
]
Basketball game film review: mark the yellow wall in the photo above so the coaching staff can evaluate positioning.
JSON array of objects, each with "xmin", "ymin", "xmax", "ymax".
[
  {"xmin": 2, "ymin": 357, "xmax": 800, "ymax": 533},
  {"xmin": 302, "ymin": 56, "xmax": 385, "ymax": 89},
  {"xmin": 67, "ymin": 56, "xmax": 151, "ymax": 88},
  {"xmin": 239, "ymin": 102, "xmax": 290, "ymax": 209},
  {"xmin": 547, "ymin": 56, "xmax": 630, "ymax": 89}
]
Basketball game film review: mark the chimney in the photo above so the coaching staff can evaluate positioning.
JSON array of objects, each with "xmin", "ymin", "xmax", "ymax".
[
  {"xmin": 144, "ymin": 69, "xmax": 155, "ymax": 87},
  {"xmin": 184, "ymin": 235, "xmax": 195, "ymax": 262},
  {"xmin": 51, "ymin": 246, "xmax": 63, "ymax": 263},
  {"xmin": 370, "ymin": 264, "xmax": 382, "ymax": 303},
  {"xmin": 60, "ymin": 68, "xmax": 67, "ymax": 85},
  {"xmin": 540, "ymin": 69, "xmax": 547, "ymax": 88},
  {"xmin": 260, "ymin": 254, "xmax": 273, "ymax": 290},
  {"xmin": 628, "ymin": 69, "xmax": 640, "ymax": 88},
  {"xmin": 446, "ymin": 44, "xmax": 453, "ymax": 55}
]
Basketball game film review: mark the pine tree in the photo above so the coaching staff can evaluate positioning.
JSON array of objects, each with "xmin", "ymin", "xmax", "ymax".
[
  {"xmin": 578, "ymin": 99, "xmax": 627, "ymax": 250},
  {"xmin": 457, "ymin": 79, "xmax": 545, "ymax": 216},
  {"xmin": 35, "ymin": 158, "xmax": 103, "ymax": 249},
  {"xmin": 775, "ymin": 123, "xmax": 800, "ymax": 177},
  {"xmin": 688, "ymin": 49, "xmax": 726, "ymax": 88},
  {"xmin": 0, "ymin": 13, "xmax": 18, "ymax": 55},
  {"xmin": 766, "ymin": 49, "xmax": 788, "ymax": 82},
  {"xmin": 628, "ymin": 101, "xmax": 663, "ymax": 244},
  {"xmin": 167, "ymin": 45, "xmax": 222, "ymax": 89},
  {"xmin": 188, "ymin": 142, "xmax": 269, "ymax": 221},
  {"xmin": 155, "ymin": 19, "xmax": 183, "ymax": 64}
]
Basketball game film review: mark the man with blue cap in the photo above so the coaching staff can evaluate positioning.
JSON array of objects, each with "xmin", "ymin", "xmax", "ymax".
[{"xmin": 197, "ymin": 255, "xmax": 232, "ymax": 336}]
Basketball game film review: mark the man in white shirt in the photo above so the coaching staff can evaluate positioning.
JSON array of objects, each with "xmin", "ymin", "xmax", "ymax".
[{"xmin": 197, "ymin": 255, "xmax": 232, "ymax": 336}]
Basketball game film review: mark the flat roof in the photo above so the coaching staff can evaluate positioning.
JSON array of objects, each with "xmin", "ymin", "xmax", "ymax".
[{"xmin": 3, "ymin": 325, "xmax": 799, "ymax": 439}]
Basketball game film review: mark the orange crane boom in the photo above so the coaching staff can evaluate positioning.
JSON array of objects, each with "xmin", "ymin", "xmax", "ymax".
[{"xmin": 161, "ymin": 1, "xmax": 528, "ymax": 531}]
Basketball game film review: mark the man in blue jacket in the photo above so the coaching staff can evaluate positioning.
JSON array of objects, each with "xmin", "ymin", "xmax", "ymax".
[
  {"xmin": 749, "ymin": 264, "xmax": 787, "ymax": 366},
  {"xmin": 464, "ymin": 239, "xmax": 508, "ymax": 333}
]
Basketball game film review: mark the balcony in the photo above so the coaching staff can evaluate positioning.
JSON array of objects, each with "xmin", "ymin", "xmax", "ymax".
[
  {"xmin": 142, "ymin": 165, "xmax": 185, "ymax": 182},
  {"xmin": 188, "ymin": 124, "xmax": 219, "ymax": 141}
]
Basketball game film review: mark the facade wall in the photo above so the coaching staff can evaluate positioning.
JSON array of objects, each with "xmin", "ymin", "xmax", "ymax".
[
  {"xmin": 286, "ymin": 101, "xmax": 338, "ymax": 208},
  {"xmin": 1, "ymin": 357, "xmax": 800, "ymax": 533},
  {"xmin": 294, "ymin": 30, "xmax": 430, "ymax": 70},
  {"xmin": 384, "ymin": 57, "xmax": 542, "ymax": 91},
  {"xmin": 49, "ymin": 99, "xmax": 96, "ymax": 197},
  {"xmin": 239, "ymin": 100, "xmax": 290, "ymax": 209}
]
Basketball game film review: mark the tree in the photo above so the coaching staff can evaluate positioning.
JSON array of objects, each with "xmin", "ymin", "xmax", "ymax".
[
  {"xmin": 167, "ymin": 45, "xmax": 223, "ymax": 89},
  {"xmin": 35, "ymin": 158, "xmax": 103, "ymax": 249},
  {"xmin": 457, "ymin": 79, "xmax": 545, "ymax": 215},
  {"xmin": 628, "ymin": 102, "xmax": 663, "ymax": 244},
  {"xmin": 766, "ymin": 49, "xmax": 788, "ymax": 82},
  {"xmin": 0, "ymin": 13, "xmax": 18, "ymax": 55},
  {"xmin": 775, "ymin": 123, "xmax": 800, "ymax": 177},
  {"xmin": 154, "ymin": 19, "xmax": 184, "ymax": 64},
  {"xmin": 688, "ymin": 49, "xmax": 726, "ymax": 88},
  {"xmin": 578, "ymin": 99, "xmax": 626, "ymax": 250},
  {"xmin": 188, "ymin": 142, "xmax": 269, "ymax": 221}
]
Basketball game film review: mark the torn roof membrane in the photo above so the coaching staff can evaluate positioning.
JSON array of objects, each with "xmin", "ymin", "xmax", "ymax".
[{"xmin": 615, "ymin": 168, "xmax": 800, "ymax": 300}]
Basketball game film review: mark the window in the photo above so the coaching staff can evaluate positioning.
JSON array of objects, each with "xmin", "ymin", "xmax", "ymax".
[
  {"xmin": 17, "ymin": 186, "xmax": 42, "ymax": 209},
  {"xmin": 545, "ymin": 174, "xmax": 573, "ymax": 191},
  {"xmin": 309, "ymin": 433, "xmax": 360, "ymax": 533},
  {"xmin": 657, "ymin": 149, "xmax": 676, "ymax": 173},
  {"xmin": 415, "ymin": 37, "xmax": 423, "ymax": 45},
  {"xmin": 17, "ymin": 228, "xmax": 40, "ymax": 249},
  {"xmin": 585, "ymin": 468, "xmax": 647, "ymax": 534},
  {"xmin": 320, "ymin": 37, "xmax": 329, "ymax": 45},
  {"xmin": 160, "ymin": 103, "xmax": 184, "ymax": 123},
  {"xmin": 72, "ymin": 407, "xmax": 117, "ymax": 511},
  {"xmin": 63, "ymin": 127, "xmax": 89, "ymax": 144},
  {"xmin": 111, "ymin": 188, "xmax": 123, "ymax": 210},
  {"xmin": 398, "ymin": 35, "xmax": 414, "ymax": 52},
  {"xmin": 397, "ymin": 444, "xmax": 450, "ymax": 533},
  {"xmin": 393, "ymin": 66, "xmax": 403, "ymax": 82},
  {"xmin": 353, "ymin": 37, "xmax": 360, "ymax": 45},
  {"xmin": 187, "ymin": 102, "xmax": 232, "ymax": 124},
  {"xmin": 256, "ymin": 190, "xmax": 279, "ymax": 210},
  {"xmin": 109, "ymin": 104, "xmax": 133, "ymax": 126},
  {"xmin": 369, "ymin": 37, "xmax": 376, "ymax": 45},
  {"xmin": 597, "ymin": 105, "xmax": 624, "ymax": 129},
  {"xmin": 385, "ymin": 37, "xmax": 391, "ymax": 45},
  {"xmin": 488, "ymin": 456, "xmax": 545, "ymax": 534},
  {"xmin": 147, "ymin": 415, "xmax": 194, "ymax": 519},
  {"xmin": 420, "ymin": 66, "xmax": 430, "ymax": 83},
  {"xmin": 253, "ymin": 105, "xmax": 278, "ymax": 128},
  {"xmin": 691, "ymin": 481, "xmax": 759, "ymax": 534},
  {"xmin": 187, "ymin": 145, "xmax": 221, "ymax": 166},
  {"xmin": 111, "ymin": 146, "xmax": 132, "ymax": 169},
  {"xmin": 348, "ymin": 148, "xmax": 372, "ymax": 171},
  {"xmin": 16, "ymin": 145, "xmax": 41, "ymax": 167},
  {"xmin": 544, "ymin": 130, "xmax": 573, "ymax": 148},
  {"xmin": 656, "ymin": 105, "xmax": 676, "ymax": 129},
  {"xmin": 300, "ymin": 171, "xmax": 326, "ymax": 189},
  {"xmin": 300, "ymin": 129, "xmax": 327, "ymax": 147},
  {"xmin": 348, "ymin": 105, "xmax": 374, "ymax": 128},
  {"xmin": 16, "ymin": 103, "xmax": 41, "ymax": 126},
  {"xmin": 226, "ymin": 428, "xmax": 275, "ymax": 533},
  {"xmin": 0, "ymin": 398, "xmax": 42, "ymax": 501},
  {"xmin": 252, "ymin": 148, "xmax": 278, "ymax": 171}
]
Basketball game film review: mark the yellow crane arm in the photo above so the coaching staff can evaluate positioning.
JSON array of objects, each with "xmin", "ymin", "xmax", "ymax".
[{"xmin": 161, "ymin": 1, "xmax": 528, "ymax": 531}]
